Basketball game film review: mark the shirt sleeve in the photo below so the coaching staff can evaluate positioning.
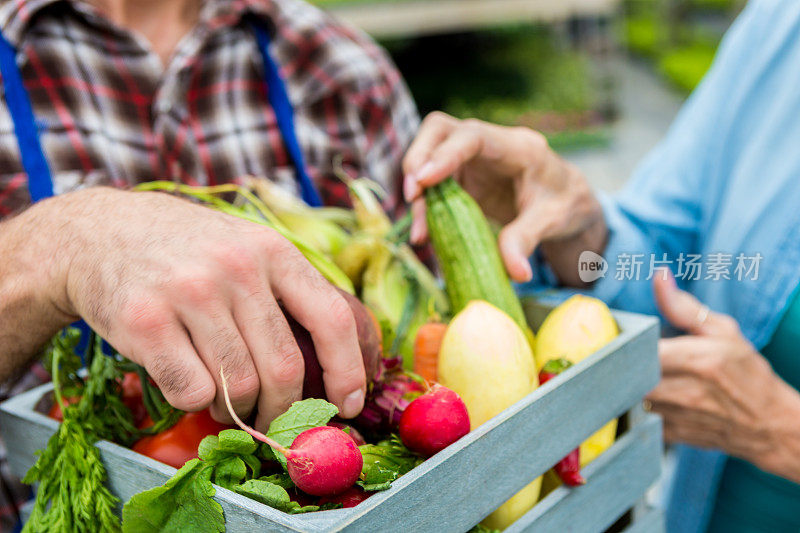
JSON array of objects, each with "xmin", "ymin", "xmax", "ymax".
[
  {"xmin": 349, "ymin": 44, "xmax": 420, "ymax": 217},
  {"xmin": 574, "ymin": 0, "xmax": 775, "ymax": 316}
]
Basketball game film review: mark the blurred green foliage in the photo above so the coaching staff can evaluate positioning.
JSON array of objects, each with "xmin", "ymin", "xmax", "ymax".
[
  {"xmin": 658, "ymin": 43, "xmax": 717, "ymax": 92},
  {"xmin": 622, "ymin": 0, "xmax": 738, "ymax": 93},
  {"xmin": 385, "ymin": 27, "xmax": 607, "ymax": 151}
]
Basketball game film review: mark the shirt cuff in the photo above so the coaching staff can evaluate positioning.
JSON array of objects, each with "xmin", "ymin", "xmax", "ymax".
[{"xmin": 584, "ymin": 191, "xmax": 653, "ymax": 307}]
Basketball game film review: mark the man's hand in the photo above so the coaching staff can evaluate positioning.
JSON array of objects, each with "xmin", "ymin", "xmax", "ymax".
[
  {"xmin": 648, "ymin": 271, "xmax": 800, "ymax": 482},
  {"xmin": 403, "ymin": 112, "xmax": 606, "ymax": 285},
  {"xmin": 0, "ymin": 187, "xmax": 366, "ymax": 430}
]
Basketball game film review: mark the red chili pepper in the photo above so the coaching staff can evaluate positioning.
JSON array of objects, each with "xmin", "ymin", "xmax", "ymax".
[{"xmin": 539, "ymin": 358, "xmax": 586, "ymax": 487}]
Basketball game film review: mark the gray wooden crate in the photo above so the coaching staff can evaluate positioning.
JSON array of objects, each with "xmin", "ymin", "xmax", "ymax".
[{"xmin": 1, "ymin": 300, "xmax": 662, "ymax": 532}]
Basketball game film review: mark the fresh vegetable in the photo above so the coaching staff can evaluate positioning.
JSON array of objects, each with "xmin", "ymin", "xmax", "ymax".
[
  {"xmin": 538, "ymin": 359, "xmax": 585, "ymax": 487},
  {"xmin": 535, "ymin": 295, "xmax": 620, "ymax": 466},
  {"xmin": 132, "ymin": 409, "xmax": 233, "ymax": 469},
  {"xmin": 46, "ymin": 394, "xmax": 80, "ymax": 421},
  {"xmin": 318, "ymin": 486, "xmax": 372, "ymax": 508},
  {"xmin": 412, "ymin": 321, "xmax": 447, "ymax": 382},
  {"xmin": 358, "ymin": 436, "xmax": 424, "ymax": 491},
  {"xmin": 437, "ymin": 301, "xmax": 537, "ymax": 428},
  {"xmin": 48, "ymin": 371, "xmax": 146, "ymax": 424},
  {"xmin": 123, "ymin": 401, "xmax": 346, "ymax": 531},
  {"xmin": 119, "ymin": 372, "xmax": 147, "ymax": 425},
  {"xmin": 24, "ymin": 330, "xmax": 140, "ymax": 533},
  {"xmin": 356, "ymin": 357, "xmax": 425, "ymax": 433},
  {"xmin": 247, "ymin": 177, "xmax": 353, "ymax": 256},
  {"xmin": 437, "ymin": 301, "xmax": 540, "ymax": 529},
  {"xmin": 288, "ymin": 288, "xmax": 382, "ymax": 400},
  {"xmin": 398, "ymin": 385, "xmax": 470, "ymax": 457},
  {"xmin": 424, "ymin": 178, "xmax": 532, "ymax": 344},
  {"xmin": 283, "ymin": 426, "xmax": 363, "ymax": 496},
  {"xmin": 220, "ymin": 369, "xmax": 362, "ymax": 496},
  {"xmin": 328, "ymin": 421, "xmax": 367, "ymax": 446},
  {"xmin": 123, "ymin": 429, "xmax": 263, "ymax": 532}
]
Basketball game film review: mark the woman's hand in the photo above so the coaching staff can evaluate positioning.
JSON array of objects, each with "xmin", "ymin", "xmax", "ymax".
[
  {"xmin": 403, "ymin": 112, "xmax": 606, "ymax": 285},
  {"xmin": 649, "ymin": 271, "xmax": 800, "ymax": 482}
]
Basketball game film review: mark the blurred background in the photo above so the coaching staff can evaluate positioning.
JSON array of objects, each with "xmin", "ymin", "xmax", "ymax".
[{"xmin": 312, "ymin": 0, "xmax": 745, "ymax": 191}]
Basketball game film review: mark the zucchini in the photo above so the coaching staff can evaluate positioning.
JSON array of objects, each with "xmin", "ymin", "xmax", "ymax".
[{"xmin": 425, "ymin": 178, "xmax": 529, "ymax": 332}]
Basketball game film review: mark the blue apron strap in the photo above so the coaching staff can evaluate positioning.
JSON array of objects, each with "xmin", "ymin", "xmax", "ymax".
[
  {"xmin": 0, "ymin": 32, "xmax": 54, "ymax": 201},
  {"xmin": 251, "ymin": 22, "xmax": 323, "ymax": 208},
  {"xmin": 0, "ymin": 31, "xmax": 100, "ymax": 356}
]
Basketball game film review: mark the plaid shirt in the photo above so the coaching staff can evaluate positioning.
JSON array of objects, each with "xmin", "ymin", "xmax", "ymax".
[
  {"xmin": 0, "ymin": 0, "xmax": 418, "ymax": 528},
  {"xmin": 0, "ymin": 0, "xmax": 418, "ymax": 217}
]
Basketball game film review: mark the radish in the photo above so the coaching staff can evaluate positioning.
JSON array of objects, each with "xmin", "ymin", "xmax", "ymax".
[
  {"xmin": 398, "ymin": 385, "xmax": 470, "ymax": 457},
  {"xmin": 220, "ymin": 370, "xmax": 363, "ymax": 496},
  {"xmin": 318, "ymin": 486, "xmax": 372, "ymax": 508},
  {"xmin": 328, "ymin": 421, "xmax": 367, "ymax": 446}
]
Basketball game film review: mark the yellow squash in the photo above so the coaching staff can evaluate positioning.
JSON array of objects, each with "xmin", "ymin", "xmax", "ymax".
[
  {"xmin": 535, "ymin": 295, "xmax": 620, "ymax": 466},
  {"xmin": 438, "ymin": 300, "xmax": 541, "ymax": 529}
]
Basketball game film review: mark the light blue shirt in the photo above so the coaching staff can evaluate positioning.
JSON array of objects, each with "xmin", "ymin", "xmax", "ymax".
[{"xmin": 527, "ymin": 0, "xmax": 800, "ymax": 530}]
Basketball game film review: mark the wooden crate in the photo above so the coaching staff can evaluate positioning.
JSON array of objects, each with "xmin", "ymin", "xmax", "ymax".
[{"xmin": 1, "ymin": 299, "xmax": 662, "ymax": 532}]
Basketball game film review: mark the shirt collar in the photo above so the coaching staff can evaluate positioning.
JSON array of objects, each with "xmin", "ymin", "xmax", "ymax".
[
  {"xmin": 0, "ymin": 0, "xmax": 62, "ymax": 47},
  {"xmin": 0, "ymin": 0, "xmax": 274, "ymax": 48}
]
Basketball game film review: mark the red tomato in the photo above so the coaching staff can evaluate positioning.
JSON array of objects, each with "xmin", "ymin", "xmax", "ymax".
[
  {"xmin": 48, "ymin": 372, "xmax": 146, "ymax": 423},
  {"xmin": 47, "ymin": 395, "xmax": 80, "ymax": 421},
  {"xmin": 120, "ymin": 372, "xmax": 147, "ymax": 425},
  {"xmin": 132, "ymin": 409, "xmax": 233, "ymax": 469}
]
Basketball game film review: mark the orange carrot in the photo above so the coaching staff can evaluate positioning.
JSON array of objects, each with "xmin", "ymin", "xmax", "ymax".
[{"xmin": 413, "ymin": 322, "xmax": 448, "ymax": 383}]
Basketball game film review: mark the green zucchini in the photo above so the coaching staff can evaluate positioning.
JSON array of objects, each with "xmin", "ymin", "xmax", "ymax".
[{"xmin": 425, "ymin": 178, "xmax": 529, "ymax": 332}]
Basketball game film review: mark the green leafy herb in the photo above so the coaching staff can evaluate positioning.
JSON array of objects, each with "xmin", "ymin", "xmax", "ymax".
[
  {"xmin": 259, "ymin": 473, "xmax": 294, "ymax": 490},
  {"xmin": 123, "ymin": 430, "xmax": 260, "ymax": 531},
  {"xmin": 234, "ymin": 479, "xmax": 320, "ymax": 514},
  {"xmin": 260, "ymin": 399, "xmax": 338, "ymax": 467},
  {"xmin": 358, "ymin": 436, "xmax": 423, "ymax": 491},
  {"xmin": 23, "ymin": 415, "xmax": 120, "ymax": 532},
  {"xmin": 121, "ymin": 460, "xmax": 224, "ymax": 533},
  {"xmin": 23, "ymin": 330, "xmax": 139, "ymax": 533}
]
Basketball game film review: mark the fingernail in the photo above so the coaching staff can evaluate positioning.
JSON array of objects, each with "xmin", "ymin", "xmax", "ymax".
[
  {"xmin": 342, "ymin": 389, "xmax": 364, "ymax": 418},
  {"xmin": 519, "ymin": 258, "xmax": 533, "ymax": 282},
  {"xmin": 404, "ymin": 175, "xmax": 419, "ymax": 203},
  {"xmin": 416, "ymin": 161, "xmax": 436, "ymax": 183},
  {"xmin": 410, "ymin": 216, "xmax": 425, "ymax": 244}
]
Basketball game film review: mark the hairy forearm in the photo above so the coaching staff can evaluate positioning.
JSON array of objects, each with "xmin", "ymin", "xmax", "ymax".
[{"xmin": 0, "ymin": 195, "xmax": 81, "ymax": 382}]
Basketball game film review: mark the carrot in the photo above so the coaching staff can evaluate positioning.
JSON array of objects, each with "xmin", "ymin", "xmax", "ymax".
[{"xmin": 413, "ymin": 322, "xmax": 447, "ymax": 383}]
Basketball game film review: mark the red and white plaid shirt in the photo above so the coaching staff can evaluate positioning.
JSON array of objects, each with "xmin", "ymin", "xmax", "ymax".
[
  {"xmin": 0, "ymin": 0, "xmax": 418, "ymax": 527},
  {"xmin": 0, "ymin": 0, "xmax": 418, "ymax": 218}
]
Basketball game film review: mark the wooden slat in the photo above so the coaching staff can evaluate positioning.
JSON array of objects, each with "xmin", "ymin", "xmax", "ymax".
[
  {"xmin": 506, "ymin": 416, "xmax": 662, "ymax": 533},
  {"xmin": 625, "ymin": 506, "xmax": 665, "ymax": 533},
  {"xmin": 325, "ymin": 0, "xmax": 621, "ymax": 39}
]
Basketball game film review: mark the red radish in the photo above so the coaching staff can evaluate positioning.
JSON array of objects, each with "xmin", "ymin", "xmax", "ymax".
[
  {"xmin": 285, "ymin": 426, "xmax": 362, "ymax": 496},
  {"xmin": 220, "ymin": 369, "xmax": 363, "ymax": 496},
  {"xmin": 398, "ymin": 385, "xmax": 470, "ymax": 457},
  {"xmin": 328, "ymin": 421, "xmax": 367, "ymax": 446},
  {"xmin": 288, "ymin": 289, "xmax": 382, "ymax": 401},
  {"xmin": 318, "ymin": 487, "xmax": 372, "ymax": 508}
]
